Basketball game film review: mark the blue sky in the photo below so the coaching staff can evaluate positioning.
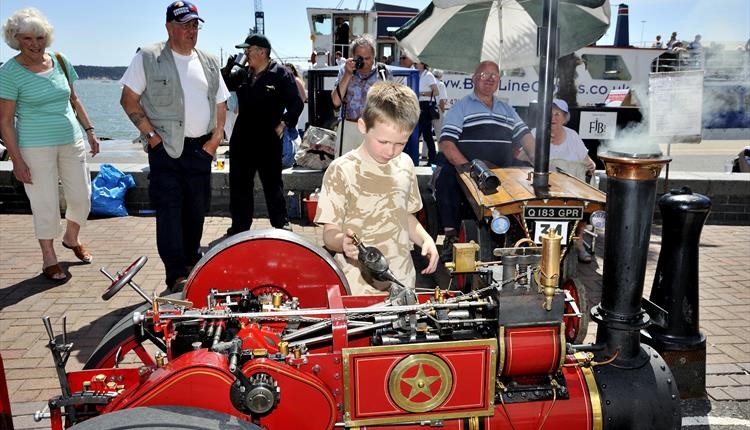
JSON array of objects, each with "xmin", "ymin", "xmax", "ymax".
[{"xmin": 1, "ymin": 0, "xmax": 748, "ymax": 67}]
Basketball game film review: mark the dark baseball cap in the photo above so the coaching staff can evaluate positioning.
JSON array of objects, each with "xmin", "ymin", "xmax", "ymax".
[
  {"xmin": 236, "ymin": 33, "xmax": 271, "ymax": 51},
  {"xmin": 166, "ymin": 1, "xmax": 204, "ymax": 23}
]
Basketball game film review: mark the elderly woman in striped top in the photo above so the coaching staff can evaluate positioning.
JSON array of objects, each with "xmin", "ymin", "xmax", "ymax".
[{"xmin": 0, "ymin": 8, "xmax": 99, "ymax": 281}]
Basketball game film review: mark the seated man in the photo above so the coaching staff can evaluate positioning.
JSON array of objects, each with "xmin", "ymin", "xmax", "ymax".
[{"xmin": 434, "ymin": 61, "xmax": 535, "ymax": 261}]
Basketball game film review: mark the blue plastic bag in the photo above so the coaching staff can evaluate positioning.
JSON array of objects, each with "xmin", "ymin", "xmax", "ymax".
[{"xmin": 90, "ymin": 164, "xmax": 135, "ymax": 217}]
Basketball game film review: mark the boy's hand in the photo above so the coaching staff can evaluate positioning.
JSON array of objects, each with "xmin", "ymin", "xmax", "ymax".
[
  {"xmin": 420, "ymin": 238, "xmax": 439, "ymax": 274},
  {"xmin": 342, "ymin": 228, "xmax": 359, "ymax": 260}
]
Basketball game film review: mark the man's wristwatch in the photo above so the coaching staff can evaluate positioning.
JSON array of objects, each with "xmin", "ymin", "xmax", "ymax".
[{"xmin": 146, "ymin": 130, "xmax": 158, "ymax": 140}]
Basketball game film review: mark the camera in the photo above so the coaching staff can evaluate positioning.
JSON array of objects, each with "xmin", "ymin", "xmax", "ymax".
[
  {"xmin": 354, "ymin": 55, "xmax": 365, "ymax": 70},
  {"xmin": 234, "ymin": 52, "xmax": 246, "ymax": 66}
]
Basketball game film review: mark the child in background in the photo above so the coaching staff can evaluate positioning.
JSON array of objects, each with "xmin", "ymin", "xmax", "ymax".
[{"xmin": 315, "ymin": 81, "xmax": 439, "ymax": 295}]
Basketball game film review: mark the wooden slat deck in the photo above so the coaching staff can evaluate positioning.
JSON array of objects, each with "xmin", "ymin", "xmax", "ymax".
[{"xmin": 458, "ymin": 168, "xmax": 607, "ymax": 220}]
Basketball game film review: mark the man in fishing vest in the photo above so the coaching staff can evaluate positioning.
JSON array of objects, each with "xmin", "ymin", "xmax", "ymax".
[{"xmin": 119, "ymin": 0, "xmax": 230, "ymax": 293}]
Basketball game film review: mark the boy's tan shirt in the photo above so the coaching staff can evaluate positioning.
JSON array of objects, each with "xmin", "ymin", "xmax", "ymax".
[{"xmin": 315, "ymin": 150, "xmax": 422, "ymax": 295}]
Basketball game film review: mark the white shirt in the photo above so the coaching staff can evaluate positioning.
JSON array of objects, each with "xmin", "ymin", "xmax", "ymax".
[
  {"xmin": 436, "ymin": 80, "xmax": 448, "ymax": 103},
  {"xmin": 418, "ymin": 70, "xmax": 437, "ymax": 101},
  {"xmin": 120, "ymin": 50, "xmax": 230, "ymax": 138}
]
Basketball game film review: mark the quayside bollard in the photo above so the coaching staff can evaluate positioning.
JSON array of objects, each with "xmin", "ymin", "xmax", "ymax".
[{"xmin": 643, "ymin": 186, "xmax": 711, "ymax": 398}]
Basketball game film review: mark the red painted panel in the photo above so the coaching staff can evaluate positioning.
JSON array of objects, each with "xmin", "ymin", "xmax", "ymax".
[
  {"xmin": 345, "ymin": 341, "xmax": 495, "ymax": 423},
  {"xmin": 503, "ymin": 326, "xmax": 561, "ymax": 376}
]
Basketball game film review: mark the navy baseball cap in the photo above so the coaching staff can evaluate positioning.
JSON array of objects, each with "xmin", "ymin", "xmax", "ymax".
[{"xmin": 166, "ymin": 1, "xmax": 204, "ymax": 23}]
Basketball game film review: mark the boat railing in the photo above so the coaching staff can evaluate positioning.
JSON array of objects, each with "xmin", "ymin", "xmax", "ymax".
[{"xmin": 652, "ymin": 48, "xmax": 750, "ymax": 82}]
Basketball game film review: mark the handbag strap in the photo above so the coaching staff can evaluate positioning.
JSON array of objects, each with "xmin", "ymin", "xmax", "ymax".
[{"xmin": 54, "ymin": 52, "xmax": 76, "ymax": 104}]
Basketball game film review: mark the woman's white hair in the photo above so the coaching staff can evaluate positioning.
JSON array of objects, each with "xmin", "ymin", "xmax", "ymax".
[{"xmin": 3, "ymin": 8, "xmax": 54, "ymax": 51}]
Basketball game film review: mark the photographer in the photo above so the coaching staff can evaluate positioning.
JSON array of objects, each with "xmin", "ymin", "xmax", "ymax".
[{"xmin": 331, "ymin": 35, "xmax": 390, "ymax": 156}]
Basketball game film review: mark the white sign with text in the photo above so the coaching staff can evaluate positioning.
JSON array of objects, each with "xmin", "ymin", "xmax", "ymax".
[{"xmin": 579, "ymin": 111, "xmax": 617, "ymax": 140}]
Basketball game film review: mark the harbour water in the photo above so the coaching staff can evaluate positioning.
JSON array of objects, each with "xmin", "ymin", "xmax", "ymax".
[
  {"xmin": 74, "ymin": 79, "xmax": 148, "ymax": 164},
  {"xmin": 75, "ymin": 79, "xmax": 136, "ymax": 141}
]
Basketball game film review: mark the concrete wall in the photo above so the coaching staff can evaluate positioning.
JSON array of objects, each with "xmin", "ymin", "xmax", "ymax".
[{"xmin": 1, "ymin": 161, "xmax": 748, "ymax": 225}]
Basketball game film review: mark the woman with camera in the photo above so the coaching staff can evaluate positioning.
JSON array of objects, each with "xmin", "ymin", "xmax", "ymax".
[{"xmin": 416, "ymin": 62, "xmax": 439, "ymax": 166}]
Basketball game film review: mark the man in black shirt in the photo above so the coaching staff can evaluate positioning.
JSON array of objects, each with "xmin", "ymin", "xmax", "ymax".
[
  {"xmin": 335, "ymin": 17, "xmax": 350, "ymax": 58},
  {"xmin": 222, "ymin": 34, "xmax": 303, "ymax": 234}
]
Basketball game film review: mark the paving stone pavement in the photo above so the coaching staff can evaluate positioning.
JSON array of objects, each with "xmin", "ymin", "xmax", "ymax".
[{"xmin": 0, "ymin": 214, "xmax": 748, "ymax": 429}]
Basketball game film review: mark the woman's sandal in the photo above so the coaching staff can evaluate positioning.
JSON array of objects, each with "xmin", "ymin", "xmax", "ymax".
[
  {"xmin": 42, "ymin": 264, "xmax": 67, "ymax": 282},
  {"xmin": 62, "ymin": 242, "xmax": 93, "ymax": 264}
]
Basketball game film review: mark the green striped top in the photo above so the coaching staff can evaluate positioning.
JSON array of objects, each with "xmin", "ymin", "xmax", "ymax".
[{"xmin": 0, "ymin": 52, "xmax": 82, "ymax": 147}]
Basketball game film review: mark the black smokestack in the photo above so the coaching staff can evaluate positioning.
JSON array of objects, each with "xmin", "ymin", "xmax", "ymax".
[
  {"xmin": 614, "ymin": 3, "xmax": 630, "ymax": 47},
  {"xmin": 592, "ymin": 152, "xmax": 670, "ymax": 367}
]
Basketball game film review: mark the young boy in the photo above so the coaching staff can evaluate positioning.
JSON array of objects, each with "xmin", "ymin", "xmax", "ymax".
[{"xmin": 315, "ymin": 81, "xmax": 439, "ymax": 295}]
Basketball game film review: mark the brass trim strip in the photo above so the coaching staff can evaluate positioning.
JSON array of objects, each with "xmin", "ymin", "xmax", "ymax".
[
  {"xmin": 581, "ymin": 366, "xmax": 603, "ymax": 430},
  {"xmin": 497, "ymin": 325, "xmax": 506, "ymax": 376},
  {"xmin": 558, "ymin": 322, "xmax": 566, "ymax": 372}
]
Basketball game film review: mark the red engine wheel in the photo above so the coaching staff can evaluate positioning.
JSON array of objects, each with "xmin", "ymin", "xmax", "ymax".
[{"xmin": 561, "ymin": 277, "xmax": 589, "ymax": 344}]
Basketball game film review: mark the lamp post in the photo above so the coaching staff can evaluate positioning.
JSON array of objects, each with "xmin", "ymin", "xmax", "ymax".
[{"xmin": 640, "ymin": 20, "xmax": 646, "ymax": 47}]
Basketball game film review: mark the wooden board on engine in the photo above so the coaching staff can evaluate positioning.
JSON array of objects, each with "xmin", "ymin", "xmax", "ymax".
[{"xmin": 458, "ymin": 167, "xmax": 607, "ymax": 219}]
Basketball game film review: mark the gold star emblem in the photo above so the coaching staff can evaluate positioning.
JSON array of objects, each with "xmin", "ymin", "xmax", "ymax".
[
  {"xmin": 388, "ymin": 354, "xmax": 453, "ymax": 413},
  {"xmin": 402, "ymin": 364, "xmax": 440, "ymax": 400}
]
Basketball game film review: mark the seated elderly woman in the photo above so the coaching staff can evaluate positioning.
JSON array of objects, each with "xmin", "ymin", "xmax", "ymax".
[{"xmin": 532, "ymin": 99, "xmax": 596, "ymax": 263}]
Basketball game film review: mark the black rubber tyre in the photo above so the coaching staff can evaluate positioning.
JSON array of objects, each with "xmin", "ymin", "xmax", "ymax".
[
  {"xmin": 83, "ymin": 297, "xmax": 180, "ymax": 369},
  {"xmin": 459, "ymin": 219, "xmax": 493, "ymax": 262},
  {"xmin": 562, "ymin": 277, "xmax": 590, "ymax": 344},
  {"xmin": 69, "ymin": 406, "xmax": 260, "ymax": 429}
]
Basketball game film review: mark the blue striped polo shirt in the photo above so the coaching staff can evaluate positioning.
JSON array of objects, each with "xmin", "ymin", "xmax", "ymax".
[
  {"xmin": 0, "ymin": 53, "xmax": 82, "ymax": 147},
  {"xmin": 440, "ymin": 92, "xmax": 530, "ymax": 167}
]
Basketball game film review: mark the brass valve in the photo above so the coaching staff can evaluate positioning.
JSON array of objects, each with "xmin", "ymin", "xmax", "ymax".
[
  {"xmin": 444, "ymin": 242, "xmax": 480, "ymax": 273},
  {"xmin": 540, "ymin": 229, "xmax": 561, "ymax": 310}
]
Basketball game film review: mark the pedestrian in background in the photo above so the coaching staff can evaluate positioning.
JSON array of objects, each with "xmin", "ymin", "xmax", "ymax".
[
  {"xmin": 0, "ymin": 7, "xmax": 100, "ymax": 281},
  {"xmin": 222, "ymin": 33, "xmax": 302, "ymax": 234},
  {"xmin": 652, "ymin": 35, "xmax": 663, "ymax": 48},
  {"xmin": 432, "ymin": 68, "xmax": 448, "ymax": 142},
  {"xmin": 415, "ymin": 62, "xmax": 439, "ymax": 165},
  {"xmin": 119, "ymin": 1, "xmax": 229, "ymax": 293}
]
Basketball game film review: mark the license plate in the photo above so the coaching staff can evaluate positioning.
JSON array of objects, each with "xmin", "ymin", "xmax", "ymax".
[
  {"xmin": 524, "ymin": 206, "xmax": 583, "ymax": 220},
  {"xmin": 533, "ymin": 221, "xmax": 570, "ymax": 245}
]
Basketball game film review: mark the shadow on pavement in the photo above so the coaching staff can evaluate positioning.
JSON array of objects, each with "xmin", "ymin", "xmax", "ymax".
[{"xmin": 0, "ymin": 261, "xmax": 90, "ymax": 311}]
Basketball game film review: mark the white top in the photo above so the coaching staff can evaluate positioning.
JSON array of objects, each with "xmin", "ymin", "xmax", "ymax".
[
  {"xmin": 436, "ymin": 80, "xmax": 448, "ymax": 103},
  {"xmin": 531, "ymin": 126, "xmax": 589, "ymax": 180},
  {"xmin": 418, "ymin": 69, "xmax": 437, "ymax": 101},
  {"xmin": 120, "ymin": 50, "xmax": 230, "ymax": 138}
]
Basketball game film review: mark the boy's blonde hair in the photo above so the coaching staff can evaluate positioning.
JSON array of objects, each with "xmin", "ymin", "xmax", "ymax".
[{"xmin": 361, "ymin": 81, "xmax": 419, "ymax": 133}]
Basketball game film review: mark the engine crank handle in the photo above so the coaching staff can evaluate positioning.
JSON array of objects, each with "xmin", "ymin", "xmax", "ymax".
[{"xmin": 100, "ymin": 267, "xmax": 153, "ymax": 305}]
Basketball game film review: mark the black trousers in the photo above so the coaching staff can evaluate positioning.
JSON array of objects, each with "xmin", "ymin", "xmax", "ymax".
[
  {"xmin": 434, "ymin": 161, "xmax": 463, "ymax": 231},
  {"xmin": 148, "ymin": 135, "xmax": 212, "ymax": 288},
  {"xmin": 418, "ymin": 101, "xmax": 437, "ymax": 165},
  {"xmin": 228, "ymin": 130, "xmax": 288, "ymax": 232}
]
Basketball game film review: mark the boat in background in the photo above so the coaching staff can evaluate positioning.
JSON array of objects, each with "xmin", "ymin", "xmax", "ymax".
[{"xmin": 306, "ymin": 2, "xmax": 749, "ymax": 140}]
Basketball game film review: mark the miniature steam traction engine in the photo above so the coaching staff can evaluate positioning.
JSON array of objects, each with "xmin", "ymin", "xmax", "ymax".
[{"xmin": 24, "ymin": 152, "xmax": 681, "ymax": 430}]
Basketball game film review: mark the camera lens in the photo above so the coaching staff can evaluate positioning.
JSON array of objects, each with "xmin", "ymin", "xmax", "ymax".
[{"xmin": 355, "ymin": 56, "xmax": 364, "ymax": 69}]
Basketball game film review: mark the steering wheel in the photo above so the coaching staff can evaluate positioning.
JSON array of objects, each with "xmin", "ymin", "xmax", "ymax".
[{"xmin": 102, "ymin": 256, "xmax": 148, "ymax": 300}]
